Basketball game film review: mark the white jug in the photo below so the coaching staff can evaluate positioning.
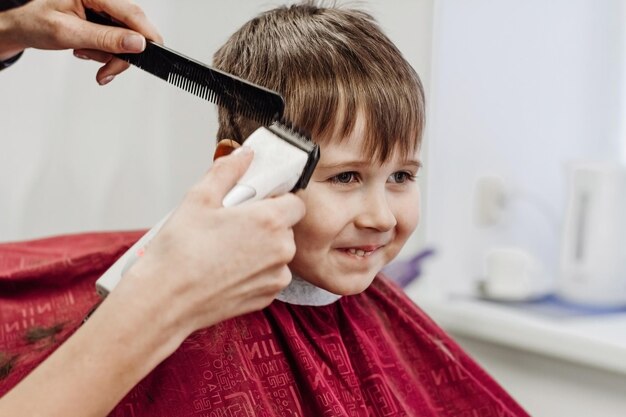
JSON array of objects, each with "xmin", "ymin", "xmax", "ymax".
[{"xmin": 558, "ymin": 161, "xmax": 626, "ymax": 306}]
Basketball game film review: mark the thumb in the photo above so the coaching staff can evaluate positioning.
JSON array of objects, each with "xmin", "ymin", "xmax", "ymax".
[{"xmin": 195, "ymin": 147, "xmax": 254, "ymax": 206}]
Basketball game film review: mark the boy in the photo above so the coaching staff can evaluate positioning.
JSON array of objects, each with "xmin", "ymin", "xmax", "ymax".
[
  {"xmin": 109, "ymin": 3, "xmax": 522, "ymax": 416},
  {"xmin": 0, "ymin": 2, "xmax": 530, "ymax": 416},
  {"xmin": 213, "ymin": 2, "xmax": 423, "ymax": 301}
]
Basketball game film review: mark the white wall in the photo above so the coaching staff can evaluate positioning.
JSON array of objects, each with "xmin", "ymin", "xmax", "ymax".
[
  {"xmin": 409, "ymin": 2, "xmax": 626, "ymax": 416},
  {"xmin": 0, "ymin": 0, "xmax": 434, "ymax": 254},
  {"xmin": 422, "ymin": 0, "xmax": 626, "ymax": 293},
  {"xmin": 455, "ymin": 335, "xmax": 626, "ymax": 417}
]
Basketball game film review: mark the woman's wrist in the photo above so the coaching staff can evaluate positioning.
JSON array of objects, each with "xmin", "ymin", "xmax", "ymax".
[
  {"xmin": 101, "ymin": 276, "xmax": 191, "ymax": 361},
  {"xmin": 0, "ymin": 8, "xmax": 26, "ymax": 62}
]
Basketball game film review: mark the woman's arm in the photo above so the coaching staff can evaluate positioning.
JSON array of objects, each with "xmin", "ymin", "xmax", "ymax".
[{"xmin": 0, "ymin": 148, "xmax": 304, "ymax": 417}]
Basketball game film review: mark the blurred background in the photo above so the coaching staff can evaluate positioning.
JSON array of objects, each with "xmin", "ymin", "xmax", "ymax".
[{"xmin": 1, "ymin": 1, "xmax": 625, "ymax": 416}]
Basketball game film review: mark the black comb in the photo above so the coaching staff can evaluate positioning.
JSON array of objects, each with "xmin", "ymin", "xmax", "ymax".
[{"xmin": 85, "ymin": 9, "xmax": 284, "ymax": 125}]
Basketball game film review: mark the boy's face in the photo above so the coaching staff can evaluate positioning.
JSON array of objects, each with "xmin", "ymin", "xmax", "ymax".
[{"xmin": 289, "ymin": 117, "xmax": 421, "ymax": 295}]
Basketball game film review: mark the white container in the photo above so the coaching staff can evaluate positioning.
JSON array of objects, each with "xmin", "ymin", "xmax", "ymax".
[
  {"xmin": 558, "ymin": 162, "xmax": 626, "ymax": 306},
  {"xmin": 481, "ymin": 247, "xmax": 551, "ymax": 301}
]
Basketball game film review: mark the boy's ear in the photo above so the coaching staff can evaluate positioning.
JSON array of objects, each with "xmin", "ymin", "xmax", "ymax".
[{"xmin": 213, "ymin": 139, "xmax": 240, "ymax": 161}]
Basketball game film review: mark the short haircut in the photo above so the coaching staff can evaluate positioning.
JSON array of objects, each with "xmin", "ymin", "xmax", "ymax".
[{"xmin": 213, "ymin": 1, "xmax": 425, "ymax": 162}]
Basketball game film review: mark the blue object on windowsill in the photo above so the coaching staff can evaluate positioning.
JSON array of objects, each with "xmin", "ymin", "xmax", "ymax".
[
  {"xmin": 382, "ymin": 248, "xmax": 436, "ymax": 288},
  {"xmin": 477, "ymin": 293, "xmax": 626, "ymax": 319}
]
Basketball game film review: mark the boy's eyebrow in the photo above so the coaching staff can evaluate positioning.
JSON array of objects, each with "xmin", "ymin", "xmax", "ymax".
[
  {"xmin": 317, "ymin": 159, "xmax": 423, "ymax": 170},
  {"xmin": 405, "ymin": 160, "xmax": 423, "ymax": 169}
]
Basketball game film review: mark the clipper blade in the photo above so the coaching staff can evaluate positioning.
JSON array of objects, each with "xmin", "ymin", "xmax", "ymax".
[{"xmin": 267, "ymin": 120, "xmax": 319, "ymax": 191}]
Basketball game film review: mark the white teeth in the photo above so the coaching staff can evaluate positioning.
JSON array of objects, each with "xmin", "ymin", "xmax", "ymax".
[{"xmin": 347, "ymin": 248, "xmax": 370, "ymax": 257}]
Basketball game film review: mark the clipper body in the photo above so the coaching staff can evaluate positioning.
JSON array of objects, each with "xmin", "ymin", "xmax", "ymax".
[{"xmin": 223, "ymin": 123, "xmax": 318, "ymax": 206}]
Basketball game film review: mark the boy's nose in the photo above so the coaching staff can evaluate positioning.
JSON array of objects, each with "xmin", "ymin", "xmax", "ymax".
[{"xmin": 354, "ymin": 190, "xmax": 397, "ymax": 232}]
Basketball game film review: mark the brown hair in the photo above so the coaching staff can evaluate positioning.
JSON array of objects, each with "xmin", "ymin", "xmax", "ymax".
[{"xmin": 213, "ymin": 1, "xmax": 425, "ymax": 162}]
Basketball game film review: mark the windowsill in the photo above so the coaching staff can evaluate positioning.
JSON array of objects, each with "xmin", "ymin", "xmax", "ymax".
[{"xmin": 409, "ymin": 285, "xmax": 626, "ymax": 375}]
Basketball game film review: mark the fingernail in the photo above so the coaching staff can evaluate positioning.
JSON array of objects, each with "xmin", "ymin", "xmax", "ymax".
[
  {"xmin": 73, "ymin": 51, "xmax": 89, "ymax": 60},
  {"xmin": 122, "ymin": 34, "xmax": 146, "ymax": 52},
  {"xmin": 232, "ymin": 146, "xmax": 253, "ymax": 156},
  {"xmin": 99, "ymin": 75, "xmax": 115, "ymax": 86}
]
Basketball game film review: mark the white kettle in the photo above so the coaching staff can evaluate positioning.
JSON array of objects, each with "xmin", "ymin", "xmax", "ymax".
[{"xmin": 558, "ymin": 161, "xmax": 626, "ymax": 306}]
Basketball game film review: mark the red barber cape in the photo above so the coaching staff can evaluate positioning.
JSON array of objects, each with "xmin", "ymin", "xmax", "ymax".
[{"xmin": 0, "ymin": 232, "xmax": 529, "ymax": 417}]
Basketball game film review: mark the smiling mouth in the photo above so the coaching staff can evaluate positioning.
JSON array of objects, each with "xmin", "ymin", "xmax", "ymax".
[
  {"xmin": 341, "ymin": 246, "xmax": 384, "ymax": 258},
  {"xmin": 346, "ymin": 248, "xmax": 373, "ymax": 257}
]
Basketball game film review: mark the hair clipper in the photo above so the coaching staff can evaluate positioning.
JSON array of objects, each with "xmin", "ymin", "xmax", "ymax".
[{"xmin": 95, "ymin": 122, "xmax": 319, "ymax": 297}]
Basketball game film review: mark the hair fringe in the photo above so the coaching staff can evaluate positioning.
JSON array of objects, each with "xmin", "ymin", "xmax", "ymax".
[{"xmin": 213, "ymin": 2, "xmax": 425, "ymax": 162}]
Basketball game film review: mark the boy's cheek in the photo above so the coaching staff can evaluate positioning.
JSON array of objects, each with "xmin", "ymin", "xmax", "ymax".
[
  {"xmin": 397, "ymin": 190, "xmax": 421, "ymax": 233},
  {"xmin": 409, "ymin": 196, "xmax": 421, "ymax": 229}
]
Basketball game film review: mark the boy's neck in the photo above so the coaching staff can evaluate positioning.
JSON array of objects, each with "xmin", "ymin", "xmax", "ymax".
[{"xmin": 275, "ymin": 275, "xmax": 341, "ymax": 306}]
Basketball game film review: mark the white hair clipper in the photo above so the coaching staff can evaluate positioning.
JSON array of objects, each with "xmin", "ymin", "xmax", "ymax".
[{"xmin": 95, "ymin": 122, "xmax": 319, "ymax": 297}]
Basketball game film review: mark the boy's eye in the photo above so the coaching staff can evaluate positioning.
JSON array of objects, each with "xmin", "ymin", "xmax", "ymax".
[
  {"xmin": 330, "ymin": 171, "xmax": 358, "ymax": 184},
  {"xmin": 388, "ymin": 171, "xmax": 416, "ymax": 184}
]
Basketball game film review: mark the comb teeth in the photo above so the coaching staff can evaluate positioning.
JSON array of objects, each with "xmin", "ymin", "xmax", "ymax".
[
  {"xmin": 85, "ymin": 9, "xmax": 284, "ymax": 126},
  {"xmin": 117, "ymin": 42, "xmax": 284, "ymax": 125}
]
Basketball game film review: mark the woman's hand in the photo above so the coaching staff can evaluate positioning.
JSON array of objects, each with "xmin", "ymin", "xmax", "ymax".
[
  {"xmin": 112, "ymin": 146, "xmax": 305, "ymax": 344},
  {"xmin": 0, "ymin": 146, "xmax": 305, "ymax": 417},
  {"xmin": 0, "ymin": 0, "xmax": 162, "ymax": 83}
]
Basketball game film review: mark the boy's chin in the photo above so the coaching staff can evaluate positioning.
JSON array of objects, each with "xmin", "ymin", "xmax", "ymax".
[{"xmin": 302, "ymin": 273, "xmax": 378, "ymax": 296}]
